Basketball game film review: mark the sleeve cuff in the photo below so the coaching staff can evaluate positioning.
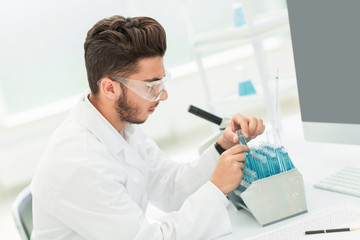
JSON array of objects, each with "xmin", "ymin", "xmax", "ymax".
[
  {"xmin": 212, "ymin": 144, "xmax": 221, "ymax": 157},
  {"xmin": 207, "ymin": 181, "xmax": 230, "ymax": 207},
  {"xmin": 203, "ymin": 144, "xmax": 221, "ymax": 163}
]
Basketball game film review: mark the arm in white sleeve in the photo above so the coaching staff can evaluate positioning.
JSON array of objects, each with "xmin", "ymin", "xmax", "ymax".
[
  {"xmin": 52, "ymin": 165, "xmax": 231, "ymax": 240},
  {"xmin": 144, "ymin": 135, "xmax": 222, "ymax": 212}
]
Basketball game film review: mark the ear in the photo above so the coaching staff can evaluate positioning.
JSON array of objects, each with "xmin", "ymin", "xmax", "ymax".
[{"xmin": 98, "ymin": 77, "xmax": 120, "ymax": 100}]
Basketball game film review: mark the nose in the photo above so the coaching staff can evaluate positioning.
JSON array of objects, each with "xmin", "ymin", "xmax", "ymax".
[{"xmin": 159, "ymin": 90, "xmax": 168, "ymax": 101}]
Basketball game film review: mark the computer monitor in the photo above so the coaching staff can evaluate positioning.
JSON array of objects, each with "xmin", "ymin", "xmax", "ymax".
[{"xmin": 287, "ymin": 0, "xmax": 360, "ymax": 145}]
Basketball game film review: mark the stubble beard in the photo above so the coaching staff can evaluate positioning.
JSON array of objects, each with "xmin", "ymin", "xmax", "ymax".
[{"xmin": 116, "ymin": 85, "xmax": 147, "ymax": 124}]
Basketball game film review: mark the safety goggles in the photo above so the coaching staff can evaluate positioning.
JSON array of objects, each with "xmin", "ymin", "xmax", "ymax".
[{"xmin": 111, "ymin": 70, "xmax": 171, "ymax": 102}]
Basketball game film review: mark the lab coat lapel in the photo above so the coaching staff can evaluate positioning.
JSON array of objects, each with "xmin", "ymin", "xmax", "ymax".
[
  {"xmin": 121, "ymin": 144, "xmax": 147, "ymax": 176},
  {"xmin": 74, "ymin": 94, "xmax": 146, "ymax": 175}
]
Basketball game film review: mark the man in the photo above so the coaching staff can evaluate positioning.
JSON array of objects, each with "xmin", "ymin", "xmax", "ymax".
[{"xmin": 31, "ymin": 15, "xmax": 265, "ymax": 239}]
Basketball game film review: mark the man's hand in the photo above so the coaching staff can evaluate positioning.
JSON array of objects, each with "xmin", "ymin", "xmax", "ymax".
[
  {"xmin": 210, "ymin": 145, "xmax": 250, "ymax": 194},
  {"xmin": 218, "ymin": 114, "xmax": 265, "ymax": 150}
]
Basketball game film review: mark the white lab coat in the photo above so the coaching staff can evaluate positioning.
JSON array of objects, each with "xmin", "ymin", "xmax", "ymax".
[{"xmin": 31, "ymin": 92, "xmax": 232, "ymax": 240}]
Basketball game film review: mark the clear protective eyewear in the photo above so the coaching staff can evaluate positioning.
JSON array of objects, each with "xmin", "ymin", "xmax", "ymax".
[{"xmin": 111, "ymin": 70, "xmax": 171, "ymax": 102}]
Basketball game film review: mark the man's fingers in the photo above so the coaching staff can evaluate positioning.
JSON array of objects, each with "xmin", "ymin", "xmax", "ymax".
[
  {"xmin": 225, "ymin": 144, "xmax": 250, "ymax": 155},
  {"xmin": 258, "ymin": 119, "xmax": 265, "ymax": 136},
  {"xmin": 252, "ymin": 118, "xmax": 265, "ymax": 138},
  {"xmin": 225, "ymin": 129, "xmax": 237, "ymax": 144},
  {"xmin": 232, "ymin": 134, "xmax": 238, "ymax": 143},
  {"xmin": 237, "ymin": 154, "xmax": 247, "ymax": 163},
  {"xmin": 248, "ymin": 116, "xmax": 258, "ymax": 138},
  {"xmin": 232, "ymin": 114, "xmax": 249, "ymax": 138},
  {"xmin": 239, "ymin": 162, "xmax": 245, "ymax": 170},
  {"xmin": 221, "ymin": 147, "xmax": 248, "ymax": 166},
  {"xmin": 218, "ymin": 114, "xmax": 265, "ymax": 151}
]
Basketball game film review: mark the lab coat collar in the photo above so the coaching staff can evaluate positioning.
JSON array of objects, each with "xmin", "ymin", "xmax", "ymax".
[
  {"xmin": 74, "ymin": 91, "xmax": 130, "ymax": 156},
  {"xmin": 73, "ymin": 92, "xmax": 146, "ymax": 175}
]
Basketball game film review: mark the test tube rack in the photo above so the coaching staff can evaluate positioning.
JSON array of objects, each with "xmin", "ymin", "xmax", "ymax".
[
  {"xmin": 227, "ymin": 168, "xmax": 307, "ymax": 226},
  {"xmin": 187, "ymin": 105, "xmax": 308, "ymax": 226}
]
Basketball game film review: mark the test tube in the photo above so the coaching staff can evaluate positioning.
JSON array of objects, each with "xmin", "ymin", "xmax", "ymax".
[
  {"xmin": 237, "ymin": 129, "xmax": 251, "ymax": 186},
  {"xmin": 236, "ymin": 129, "xmax": 248, "ymax": 146}
]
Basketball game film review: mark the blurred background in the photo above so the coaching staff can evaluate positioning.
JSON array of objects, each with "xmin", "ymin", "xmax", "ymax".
[{"xmin": 0, "ymin": 0, "xmax": 300, "ymax": 238}]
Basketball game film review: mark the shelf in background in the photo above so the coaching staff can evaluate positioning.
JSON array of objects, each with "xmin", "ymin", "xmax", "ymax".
[
  {"xmin": 193, "ymin": 9, "xmax": 290, "ymax": 52},
  {"xmin": 211, "ymin": 77, "xmax": 297, "ymax": 106}
]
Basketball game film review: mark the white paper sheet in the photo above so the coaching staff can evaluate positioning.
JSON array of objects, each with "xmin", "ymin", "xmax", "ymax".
[{"xmin": 247, "ymin": 205, "xmax": 360, "ymax": 240}]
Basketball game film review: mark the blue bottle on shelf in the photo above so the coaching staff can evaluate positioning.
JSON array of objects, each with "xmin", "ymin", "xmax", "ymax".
[
  {"xmin": 233, "ymin": 0, "xmax": 246, "ymax": 27},
  {"xmin": 236, "ymin": 66, "xmax": 256, "ymax": 96}
]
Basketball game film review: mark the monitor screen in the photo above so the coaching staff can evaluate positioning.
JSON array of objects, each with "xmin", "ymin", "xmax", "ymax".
[{"xmin": 287, "ymin": 0, "xmax": 360, "ymax": 145}]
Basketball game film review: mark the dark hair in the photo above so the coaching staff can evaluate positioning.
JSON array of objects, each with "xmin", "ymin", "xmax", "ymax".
[{"xmin": 84, "ymin": 15, "xmax": 167, "ymax": 95}]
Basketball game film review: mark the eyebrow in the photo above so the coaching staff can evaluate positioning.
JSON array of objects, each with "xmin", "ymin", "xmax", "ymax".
[
  {"xmin": 143, "ymin": 78, "xmax": 161, "ymax": 83},
  {"xmin": 143, "ymin": 73, "xmax": 166, "ymax": 82}
]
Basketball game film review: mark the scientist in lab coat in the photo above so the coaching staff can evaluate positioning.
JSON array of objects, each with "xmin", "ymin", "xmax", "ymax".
[{"xmin": 31, "ymin": 15, "xmax": 265, "ymax": 240}]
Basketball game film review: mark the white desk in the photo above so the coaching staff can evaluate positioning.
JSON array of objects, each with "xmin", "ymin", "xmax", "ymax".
[{"xmin": 218, "ymin": 114, "xmax": 360, "ymax": 239}]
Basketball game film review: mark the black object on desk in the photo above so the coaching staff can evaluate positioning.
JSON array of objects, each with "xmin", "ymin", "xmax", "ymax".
[
  {"xmin": 304, "ymin": 227, "xmax": 359, "ymax": 235},
  {"xmin": 188, "ymin": 105, "xmax": 222, "ymax": 126}
]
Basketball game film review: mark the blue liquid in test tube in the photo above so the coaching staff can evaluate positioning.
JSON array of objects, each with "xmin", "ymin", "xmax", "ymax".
[
  {"xmin": 236, "ymin": 129, "xmax": 248, "ymax": 146},
  {"xmin": 236, "ymin": 129, "xmax": 296, "ymax": 184}
]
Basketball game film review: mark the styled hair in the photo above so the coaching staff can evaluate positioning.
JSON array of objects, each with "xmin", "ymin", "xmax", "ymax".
[{"xmin": 84, "ymin": 15, "xmax": 167, "ymax": 95}]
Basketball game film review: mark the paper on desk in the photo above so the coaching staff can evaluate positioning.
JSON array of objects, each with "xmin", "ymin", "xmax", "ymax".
[{"xmin": 246, "ymin": 205, "xmax": 360, "ymax": 240}]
